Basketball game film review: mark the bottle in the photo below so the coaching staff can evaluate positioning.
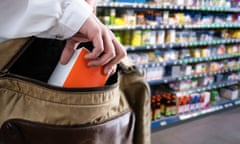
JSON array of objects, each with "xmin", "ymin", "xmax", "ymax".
[
  {"xmin": 165, "ymin": 95, "xmax": 172, "ymax": 116},
  {"xmin": 151, "ymin": 96, "xmax": 156, "ymax": 120},
  {"xmin": 170, "ymin": 94, "xmax": 177, "ymax": 115},
  {"xmin": 155, "ymin": 95, "xmax": 162, "ymax": 119},
  {"xmin": 160, "ymin": 93, "xmax": 167, "ymax": 115}
]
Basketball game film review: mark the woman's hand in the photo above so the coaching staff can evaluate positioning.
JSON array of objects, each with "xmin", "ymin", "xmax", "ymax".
[{"xmin": 60, "ymin": 14, "xmax": 126, "ymax": 75}]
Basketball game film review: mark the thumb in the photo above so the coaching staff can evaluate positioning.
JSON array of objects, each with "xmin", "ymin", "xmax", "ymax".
[{"xmin": 60, "ymin": 40, "xmax": 78, "ymax": 65}]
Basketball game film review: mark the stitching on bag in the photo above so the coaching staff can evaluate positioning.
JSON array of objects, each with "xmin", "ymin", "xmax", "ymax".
[
  {"xmin": 0, "ymin": 76, "xmax": 120, "ymax": 106},
  {"xmin": 0, "ymin": 87, "xmax": 119, "ymax": 107}
]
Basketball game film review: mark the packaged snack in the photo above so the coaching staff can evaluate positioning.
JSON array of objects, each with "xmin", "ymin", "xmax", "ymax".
[
  {"xmin": 191, "ymin": 49, "xmax": 201, "ymax": 58},
  {"xmin": 220, "ymin": 86, "xmax": 239, "ymax": 100},
  {"xmin": 155, "ymin": 12, "xmax": 164, "ymax": 25},
  {"xmin": 132, "ymin": 30, "xmax": 142, "ymax": 46},
  {"xmin": 148, "ymin": 51, "xmax": 158, "ymax": 62},
  {"xmin": 136, "ymin": 12, "xmax": 145, "ymax": 25},
  {"xmin": 191, "ymin": 78, "xmax": 198, "ymax": 88},
  {"xmin": 171, "ymin": 65, "xmax": 182, "ymax": 77},
  {"xmin": 179, "ymin": 49, "xmax": 191, "ymax": 59},
  {"xmin": 164, "ymin": 50, "xmax": 178, "ymax": 61},
  {"xmin": 201, "ymin": 91, "xmax": 211, "ymax": 108},
  {"xmin": 156, "ymin": 30, "xmax": 165, "ymax": 44},
  {"xmin": 124, "ymin": 10, "xmax": 136, "ymax": 26},
  {"xmin": 189, "ymin": 31, "xmax": 197, "ymax": 42},
  {"xmin": 155, "ymin": 50, "xmax": 164, "ymax": 62},
  {"xmin": 181, "ymin": 65, "xmax": 193, "ymax": 75},
  {"xmin": 145, "ymin": 10, "xmax": 156, "ymax": 25},
  {"xmin": 142, "ymin": 30, "xmax": 151, "ymax": 45},
  {"xmin": 201, "ymin": 14, "xmax": 214, "ymax": 25},
  {"xmin": 163, "ymin": 11, "xmax": 170, "ymax": 25},
  {"xmin": 177, "ymin": 95, "xmax": 185, "ymax": 114},
  {"xmin": 182, "ymin": 95, "xmax": 191, "ymax": 113},
  {"xmin": 166, "ymin": 30, "xmax": 176, "ymax": 43},
  {"xmin": 201, "ymin": 48, "xmax": 211, "ymax": 57},
  {"xmin": 175, "ymin": 13, "xmax": 186, "ymax": 25},
  {"xmin": 217, "ymin": 45, "xmax": 226, "ymax": 55}
]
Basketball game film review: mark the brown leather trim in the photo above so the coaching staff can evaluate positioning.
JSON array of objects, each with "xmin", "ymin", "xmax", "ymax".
[{"xmin": 0, "ymin": 111, "xmax": 135, "ymax": 144}]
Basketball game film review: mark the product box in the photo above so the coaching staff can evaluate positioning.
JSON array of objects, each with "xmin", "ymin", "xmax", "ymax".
[
  {"xmin": 181, "ymin": 65, "xmax": 192, "ymax": 75},
  {"xmin": 201, "ymin": 91, "xmax": 211, "ymax": 108},
  {"xmin": 171, "ymin": 66, "xmax": 182, "ymax": 78},
  {"xmin": 220, "ymin": 86, "xmax": 239, "ymax": 100},
  {"xmin": 48, "ymin": 43, "xmax": 109, "ymax": 88}
]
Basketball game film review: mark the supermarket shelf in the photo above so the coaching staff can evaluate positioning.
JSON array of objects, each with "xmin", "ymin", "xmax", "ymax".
[
  {"xmin": 97, "ymin": 2, "xmax": 240, "ymax": 13},
  {"xmin": 137, "ymin": 53, "xmax": 240, "ymax": 68},
  {"xmin": 174, "ymin": 80, "xmax": 239, "ymax": 96},
  {"xmin": 126, "ymin": 39, "xmax": 240, "ymax": 51},
  {"xmin": 108, "ymin": 25, "xmax": 183, "ymax": 30},
  {"xmin": 108, "ymin": 23, "xmax": 240, "ymax": 30},
  {"xmin": 147, "ymin": 68, "xmax": 240, "ymax": 85},
  {"xmin": 151, "ymin": 98, "xmax": 240, "ymax": 130},
  {"xmin": 186, "ymin": 6, "xmax": 240, "ymax": 13},
  {"xmin": 185, "ymin": 23, "xmax": 240, "ymax": 29}
]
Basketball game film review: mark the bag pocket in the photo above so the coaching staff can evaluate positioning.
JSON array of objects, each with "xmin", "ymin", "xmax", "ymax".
[
  {"xmin": 0, "ymin": 111, "xmax": 135, "ymax": 144},
  {"xmin": 0, "ymin": 38, "xmax": 131, "ymax": 126}
]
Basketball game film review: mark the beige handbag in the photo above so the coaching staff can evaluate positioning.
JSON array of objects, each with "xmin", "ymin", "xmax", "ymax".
[{"xmin": 0, "ymin": 38, "xmax": 151, "ymax": 144}]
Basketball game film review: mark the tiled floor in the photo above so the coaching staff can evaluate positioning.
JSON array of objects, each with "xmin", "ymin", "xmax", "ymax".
[{"xmin": 151, "ymin": 106, "xmax": 240, "ymax": 144}]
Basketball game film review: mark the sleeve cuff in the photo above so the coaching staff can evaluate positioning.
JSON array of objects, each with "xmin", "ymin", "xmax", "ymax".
[{"xmin": 37, "ymin": 0, "xmax": 92, "ymax": 40}]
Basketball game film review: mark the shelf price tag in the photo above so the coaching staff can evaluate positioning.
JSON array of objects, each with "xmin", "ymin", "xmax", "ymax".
[
  {"xmin": 224, "ymin": 104, "xmax": 228, "ymax": 108},
  {"xmin": 164, "ymin": 79, "xmax": 168, "ymax": 83},
  {"xmin": 179, "ymin": 114, "xmax": 192, "ymax": 120},
  {"xmin": 160, "ymin": 121, "xmax": 167, "ymax": 126},
  {"xmin": 224, "ymin": 103, "xmax": 233, "ymax": 108},
  {"xmin": 235, "ymin": 100, "xmax": 240, "ymax": 105},
  {"xmin": 219, "ymin": 105, "xmax": 224, "ymax": 110},
  {"xmin": 192, "ymin": 112, "xmax": 198, "ymax": 117}
]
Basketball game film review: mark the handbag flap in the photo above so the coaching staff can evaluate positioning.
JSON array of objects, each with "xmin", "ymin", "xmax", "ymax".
[{"xmin": 0, "ymin": 38, "xmax": 29, "ymax": 72}]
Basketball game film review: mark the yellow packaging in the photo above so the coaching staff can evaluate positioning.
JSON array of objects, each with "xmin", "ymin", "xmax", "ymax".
[
  {"xmin": 232, "ymin": 30, "xmax": 240, "ymax": 38},
  {"xmin": 166, "ymin": 30, "xmax": 176, "ymax": 43},
  {"xmin": 191, "ymin": 49, "xmax": 201, "ymax": 58},
  {"xmin": 226, "ymin": 46, "xmax": 233, "ymax": 54},
  {"xmin": 122, "ymin": 30, "xmax": 132, "ymax": 45},
  {"xmin": 132, "ymin": 30, "xmax": 142, "ymax": 46},
  {"xmin": 201, "ymin": 48, "xmax": 210, "ymax": 57},
  {"xmin": 175, "ymin": 13, "xmax": 185, "ymax": 25}
]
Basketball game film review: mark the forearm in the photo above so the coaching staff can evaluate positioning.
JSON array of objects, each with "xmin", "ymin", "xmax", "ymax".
[{"xmin": 0, "ymin": 0, "xmax": 92, "ymax": 40}]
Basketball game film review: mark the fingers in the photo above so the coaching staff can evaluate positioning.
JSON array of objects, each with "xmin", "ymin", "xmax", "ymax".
[
  {"xmin": 87, "ymin": 27, "xmax": 116, "ymax": 67},
  {"xmin": 85, "ymin": 16, "xmax": 126, "ymax": 74},
  {"xmin": 103, "ymin": 37, "xmax": 126, "ymax": 75},
  {"xmin": 85, "ymin": 26, "xmax": 126, "ymax": 75},
  {"xmin": 60, "ymin": 40, "xmax": 78, "ymax": 65},
  {"xmin": 84, "ymin": 28, "xmax": 104, "ymax": 59},
  {"xmin": 65, "ymin": 14, "xmax": 126, "ymax": 75}
]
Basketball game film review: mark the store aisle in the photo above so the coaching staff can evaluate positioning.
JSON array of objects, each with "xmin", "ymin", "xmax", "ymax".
[{"xmin": 151, "ymin": 106, "xmax": 240, "ymax": 144}]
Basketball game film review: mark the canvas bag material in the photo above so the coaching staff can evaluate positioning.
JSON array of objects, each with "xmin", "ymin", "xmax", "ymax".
[{"xmin": 0, "ymin": 38, "xmax": 151, "ymax": 144}]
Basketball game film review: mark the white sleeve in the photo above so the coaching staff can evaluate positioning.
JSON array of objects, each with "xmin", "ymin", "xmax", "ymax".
[{"xmin": 0, "ymin": 0, "xmax": 92, "ymax": 40}]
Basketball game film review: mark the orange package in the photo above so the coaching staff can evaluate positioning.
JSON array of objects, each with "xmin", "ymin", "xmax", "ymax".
[{"xmin": 48, "ymin": 44, "xmax": 109, "ymax": 88}]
